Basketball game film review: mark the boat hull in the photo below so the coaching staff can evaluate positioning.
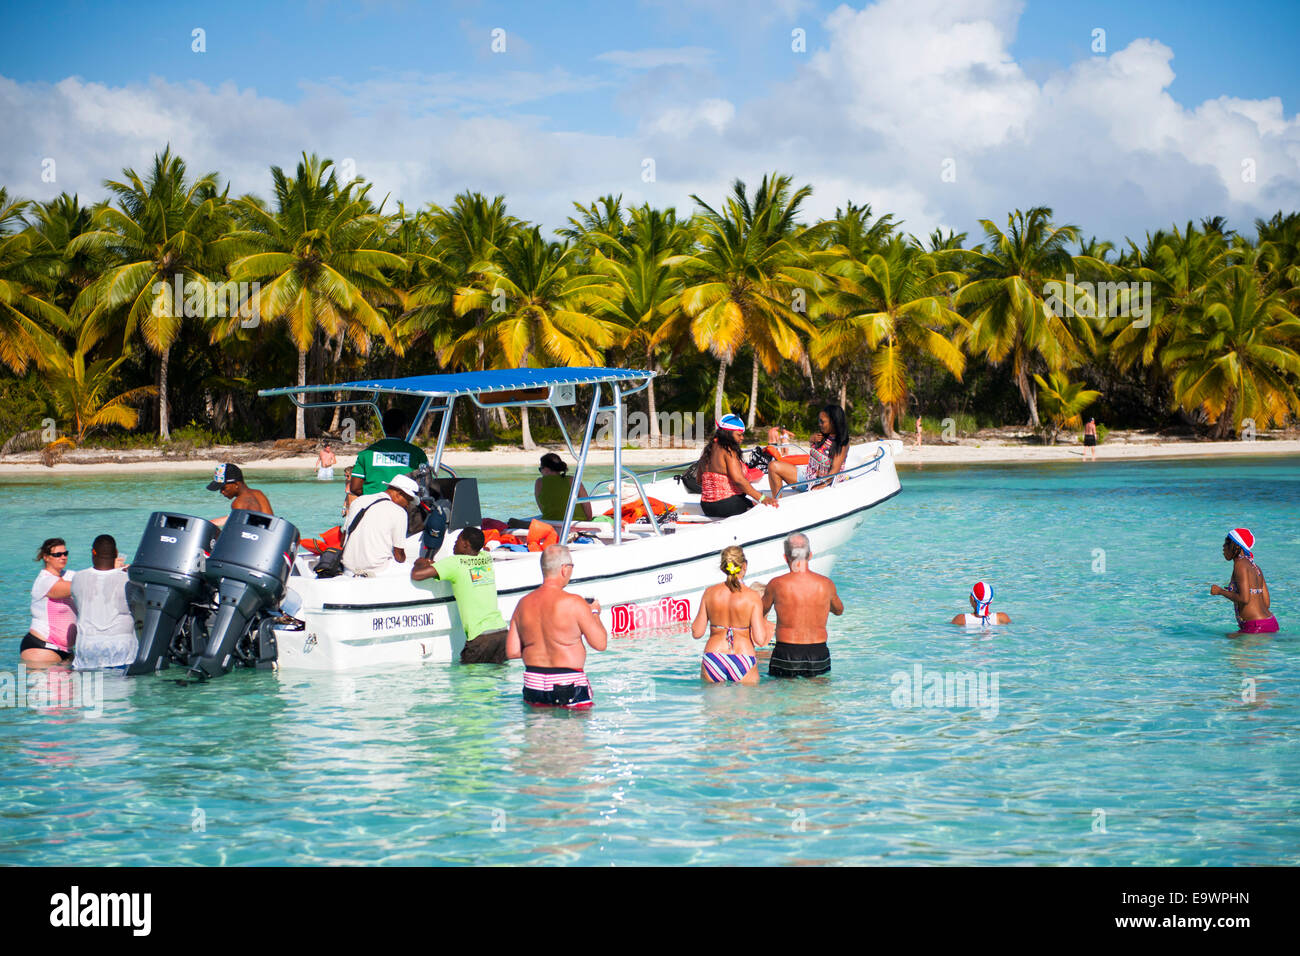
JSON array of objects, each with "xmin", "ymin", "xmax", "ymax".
[{"xmin": 273, "ymin": 441, "xmax": 901, "ymax": 671}]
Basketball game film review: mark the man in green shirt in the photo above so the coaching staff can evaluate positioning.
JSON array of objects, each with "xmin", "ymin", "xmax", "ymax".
[
  {"xmin": 410, "ymin": 527, "xmax": 509, "ymax": 664},
  {"xmin": 349, "ymin": 408, "xmax": 429, "ymax": 499}
]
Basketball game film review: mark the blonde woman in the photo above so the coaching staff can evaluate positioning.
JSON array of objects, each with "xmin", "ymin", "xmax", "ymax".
[{"xmin": 691, "ymin": 545, "xmax": 769, "ymax": 684}]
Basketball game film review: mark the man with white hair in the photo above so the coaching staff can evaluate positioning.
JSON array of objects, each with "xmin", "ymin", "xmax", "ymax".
[
  {"xmin": 761, "ymin": 533, "xmax": 843, "ymax": 677},
  {"xmin": 506, "ymin": 544, "xmax": 608, "ymax": 709}
]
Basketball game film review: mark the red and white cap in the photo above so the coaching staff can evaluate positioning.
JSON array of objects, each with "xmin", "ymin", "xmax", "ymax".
[
  {"xmin": 1227, "ymin": 528, "xmax": 1255, "ymax": 558},
  {"xmin": 970, "ymin": 581, "xmax": 994, "ymax": 614}
]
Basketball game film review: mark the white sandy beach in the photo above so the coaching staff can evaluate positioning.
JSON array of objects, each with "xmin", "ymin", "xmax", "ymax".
[{"xmin": 1, "ymin": 435, "xmax": 1298, "ymax": 475}]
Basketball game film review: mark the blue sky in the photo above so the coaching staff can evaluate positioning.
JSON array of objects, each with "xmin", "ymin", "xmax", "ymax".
[{"xmin": 2, "ymin": 0, "xmax": 1298, "ymax": 240}]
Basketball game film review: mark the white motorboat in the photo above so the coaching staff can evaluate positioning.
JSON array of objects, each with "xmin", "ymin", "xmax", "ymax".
[{"xmin": 256, "ymin": 368, "xmax": 903, "ymax": 671}]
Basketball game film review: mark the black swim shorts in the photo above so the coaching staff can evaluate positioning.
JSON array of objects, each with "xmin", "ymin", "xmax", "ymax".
[{"xmin": 768, "ymin": 641, "xmax": 831, "ymax": 678}]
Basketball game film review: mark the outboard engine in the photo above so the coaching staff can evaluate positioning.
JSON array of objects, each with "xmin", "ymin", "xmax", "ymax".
[
  {"xmin": 188, "ymin": 510, "xmax": 299, "ymax": 680},
  {"xmin": 125, "ymin": 513, "xmax": 220, "ymax": 676}
]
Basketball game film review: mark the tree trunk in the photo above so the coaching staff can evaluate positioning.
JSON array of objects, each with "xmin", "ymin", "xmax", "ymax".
[
  {"xmin": 647, "ymin": 351, "xmax": 660, "ymax": 446},
  {"xmin": 158, "ymin": 345, "xmax": 171, "ymax": 441},
  {"xmin": 881, "ymin": 403, "xmax": 899, "ymax": 440},
  {"xmin": 748, "ymin": 354, "xmax": 759, "ymax": 430},
  {"xmin": 714, "ymin": 357, "xmax": 729, "ymax": 422},
  {"xmin": 521, "ymin": 406, "xmax": 535, "ymax": 450},
  {"xmin": 839, "ymin": 379, "xmax": 847, "ymax": 410},
  {"xmin": 1016, "ymin": 358, "xmax": 1040, "ymax": 429},
  {"xmin": 295, "ymin": 347, "xmax": 307, "ymax": 439}
]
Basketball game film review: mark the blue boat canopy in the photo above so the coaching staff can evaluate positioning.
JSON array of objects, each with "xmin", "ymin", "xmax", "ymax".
[{"xmin": 259, "ymin": 367, "xmax": 653, "ymax": 401}]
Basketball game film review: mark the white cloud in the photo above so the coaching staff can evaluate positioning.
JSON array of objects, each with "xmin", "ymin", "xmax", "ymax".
[{"xmin": 1, "ymin": 0, "xmax": 1297, "ymax": 244}]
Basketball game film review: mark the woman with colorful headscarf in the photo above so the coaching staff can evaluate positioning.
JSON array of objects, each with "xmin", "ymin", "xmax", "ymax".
[
  {"xmin": 951, "ymin": 581, "xmax": 1011, "ymax": 628},
  {"xmin": 691, "ymin": 545, "xmax": 769, "ymax": 683},
  {"xmin": 1210, "ymin": 528, "xmax": 1278, "ymax": 634},
  {"xmin": 697, "ymin": 414, "xmax": 773, "ymax": 518}
]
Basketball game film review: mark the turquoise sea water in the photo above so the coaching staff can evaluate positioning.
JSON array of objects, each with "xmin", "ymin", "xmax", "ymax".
[{"xmin": 2, "ymin": 456, "xmax": 1298, "ymax": 865}]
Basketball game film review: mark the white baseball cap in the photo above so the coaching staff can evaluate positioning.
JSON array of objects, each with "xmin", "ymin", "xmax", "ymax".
[{"xmin": 386, "ymin": 475, "xmax": 420, "ymax": 500}]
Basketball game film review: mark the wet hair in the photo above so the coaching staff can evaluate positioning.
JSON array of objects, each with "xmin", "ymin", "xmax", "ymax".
[
  {"xmin": 35, "ymin": 538, "xmax": 67, "ymax": 562},
  {"xmin": 540, "ymin": 544, "xmax": 573, "ymax": 578},
  {"xmin": 539, "ymin": 452, "xmax": 567, "ymax": 475},
  {"xmin": 784, "ymin": 533, "xmax": 810, "ymax": 564},
  {"xmin": 821, "ymin": 404, "xmax": 849, "ymax": 456},
  {"xmin": 720, "ymin": 545, "xmax": 746, "ymax": 593},
  {"xmin": 460, "ymin": 527, "xmax": 486, "ymax": 552},
  {"xmin": 382, "ymin": 407, "xmax": 411, "ymax": 439},
  {"xmin": 92, "ymin": 534, "xmax": 117, "ymax": 557}
]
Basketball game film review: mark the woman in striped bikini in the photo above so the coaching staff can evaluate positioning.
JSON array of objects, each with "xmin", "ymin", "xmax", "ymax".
[{"xmin": 691, "ymin": 546, "xmax": 769, "ymax": 684}]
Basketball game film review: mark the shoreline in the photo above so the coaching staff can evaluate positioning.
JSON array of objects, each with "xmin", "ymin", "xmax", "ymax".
[{"xmin": 1, "ymin": 436, "xmax": 1298, "ymax": 475}]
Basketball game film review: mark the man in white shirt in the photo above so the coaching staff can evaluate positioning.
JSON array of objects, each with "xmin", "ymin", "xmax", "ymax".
[
  {"xmin": 341, "ymin": 475, "xmax": 419, "ymax": 577},
  {"xmin": 70, "ymin": 534, "xmax": 139, "ymax": 669}
]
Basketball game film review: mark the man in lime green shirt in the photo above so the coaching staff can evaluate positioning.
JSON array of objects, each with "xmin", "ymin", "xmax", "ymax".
[
  {"xmin": 349, "ymin": 408, "xmax": 429, "ymax": 498},
  {"xmin": 410, "ymin": 527, "xmax": 509, "ymax": 664}
]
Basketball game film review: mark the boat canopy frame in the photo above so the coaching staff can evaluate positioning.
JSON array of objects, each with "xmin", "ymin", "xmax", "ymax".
[{"xmin": 259, "ymin": 368, "xmax": 657, "ymax": 545}]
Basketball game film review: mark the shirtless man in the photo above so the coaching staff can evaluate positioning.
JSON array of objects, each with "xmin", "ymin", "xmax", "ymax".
[
  {"xmin": 761, "ymin": 533, "xmax": 843, "ymax": 677},
  {"xmin": 206, "ymin": 463, "xmax": 272, "ymax": 527},
  {"xmin": 506, "ymin": 544, "xmax": 608, "ymax": 709}
]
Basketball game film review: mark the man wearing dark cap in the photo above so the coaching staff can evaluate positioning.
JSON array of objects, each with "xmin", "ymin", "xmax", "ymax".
[{"xmin": 206, "ymin": 462, "xmax": 273, "ymax": 527}]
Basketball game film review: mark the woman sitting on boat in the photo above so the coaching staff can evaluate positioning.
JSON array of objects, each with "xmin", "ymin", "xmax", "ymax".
[
  {"xmin": 691, "ymin": 545, "xmax": 769, "ymax": 684},
  {"xmin": 535, "ymin": 452, "xmax": 593, "ymax": 521},
  {"xmin": 766, "ymin": 404, "xmax": 850, "ymax": 499},
  {"xmin": 698, "ymin": 415, "xmax": 773, "ymax": 518}
]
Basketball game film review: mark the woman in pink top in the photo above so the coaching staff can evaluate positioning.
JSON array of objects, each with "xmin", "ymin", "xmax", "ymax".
[{"xmin": 24, "ymin": 538, "xmax": 76, "ymax": 664}]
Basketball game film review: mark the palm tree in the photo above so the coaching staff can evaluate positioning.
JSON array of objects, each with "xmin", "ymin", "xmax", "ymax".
[
  {"xmin": 30, "ymin": 193, "xmax": 108, "ymax": 312},
  {"xmin": 445, "ymin": 228, "xmax": 618, "ymax": 448},
  {"xmin": 0, "ymin": 189, "xmax": 69, "ymax": 372},
  {"xmin": 1033, "ymin": 371, "xmax": 1101, "ymax": 445},
  {"xmin": 219, "ymin": 153, "xmax": 404, "ymax": 438},
  {"xmin": 676, "ymin": 173, "xmax": 823, "ymax": 426},
  {"xmin": 1162, "ymin": 265, "xmax": 1300, "ymax": 437},
  {"xmin": 67, "ymin": 147, "xmax": 226, "ymax": 439},
  {"xmin": 581, "ymin": 202, "xmax": 693, "ymax": 444},
  {"xmin": 1105, "ymin": 222, "xmax": 1228, "ymax": 374},
  {"xmin": 813, "ymin": 237, "xmax": 967, "ymax": 437},
  {"xmin": 40, "ymin": 321, "xmax": 157, "ymax": 446},
  {"xmin": 956, "ymin": 207, "xmax": 1101, "ymax": 427},
  {"xmin": 402, "ymin": 193, "xmax": 521, "ymax": 436}
]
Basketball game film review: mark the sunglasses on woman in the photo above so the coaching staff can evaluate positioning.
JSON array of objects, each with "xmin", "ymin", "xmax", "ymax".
[{"xmin": 48, "ymin": 551, "xmax": 69, "ymax": 558}]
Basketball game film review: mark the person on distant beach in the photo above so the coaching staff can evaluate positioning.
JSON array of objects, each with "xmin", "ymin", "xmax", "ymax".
[
  {"xmin": 766, "ymin": 424, "xmax": 794, "ymax": 450},
  {"xmin": 317, "ymin": 442, "xmax": 337, "ymax": 480},
  {"xmin": 1210, "ymin": 528, "xmax": 1278, "ymax": 634},
  {"xmin": 69, "ymin": 535, "xmax": 137, "ymax": 669},
  {"xmin": 1083, "ymin": 417, "xmax": 1098, "ymax": 461},
  {"xmin": 698, "ymin": 415, "xmax": 773, "ymax": 517},
  {"xmin": 692, "ymin": 545, "xmax": 769, "ymax": 684},
  {"xmin": 206, "ymin": 463, "xmax": 272, "ymax": 527},
  {"xmin": 766, "ymin": 405, "xmax": 850, "ymax": 500},
  {"xmin": 348, "ymin": 408, "xmax": 428, "ymax": 502},
  {"xmin": 22, "ymin": 538, "xmax": 75, "ymax": 665},
  {"xmin": 916, "ymin": 415, "xmax": 923, "ymax": 448},
  {"xmin": 534, "ymin": 452, "xmax": 592, "ymax": 521},
  {"xmin": 411, "ymin": 527, "xmax": 510, "ymax": 663},
  {"xmin": 506, "ymin": 544, "xmax": 608, "ymax": 709},
  {"xmin": 761, "ymin": 533, "xmax": 842, "ymax": 677},
  {"xmin": 952, "ymin": 581, "xmax": 1011, "ymax": 628}
]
